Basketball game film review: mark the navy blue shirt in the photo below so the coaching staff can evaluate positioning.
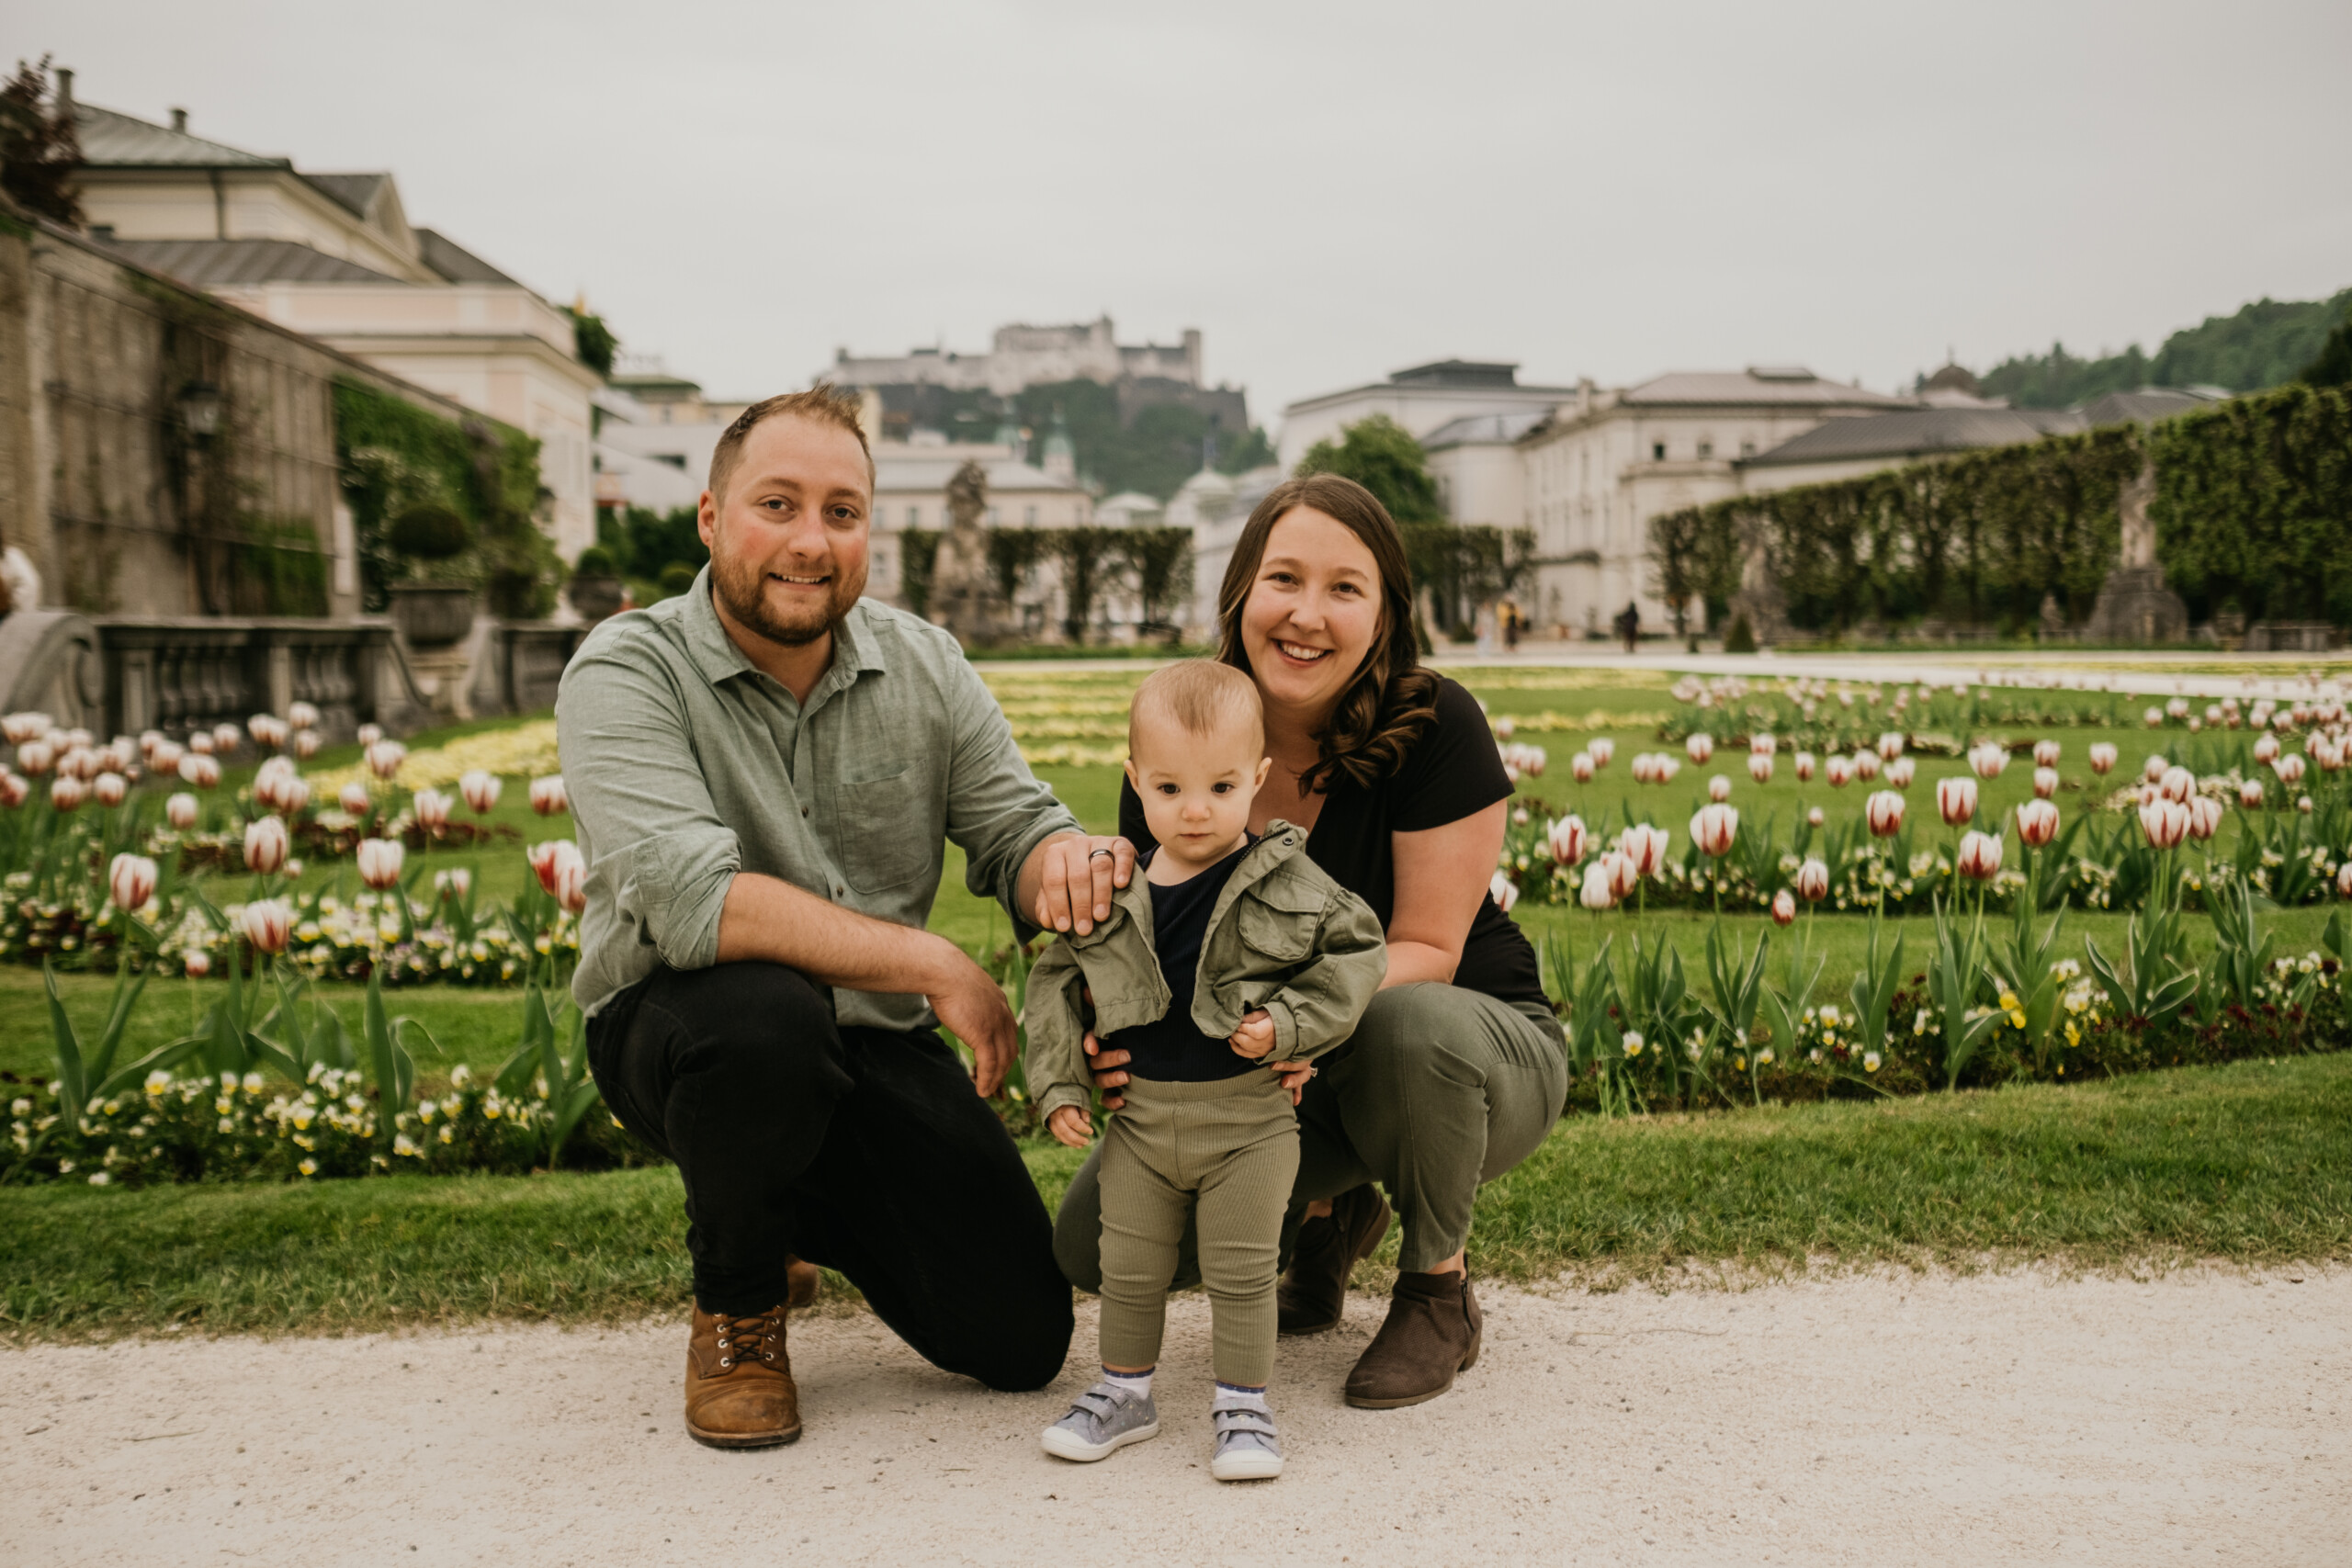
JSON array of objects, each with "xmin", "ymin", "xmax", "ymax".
[{"xmin": 1102, "ymin": 838, "xmax": 1257, "ymax": 1083}]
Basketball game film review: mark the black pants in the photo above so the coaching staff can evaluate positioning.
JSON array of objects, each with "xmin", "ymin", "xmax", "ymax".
[{"xmin": 588, "ymin": 961, "xmax": 1071, "ymax": 1392}]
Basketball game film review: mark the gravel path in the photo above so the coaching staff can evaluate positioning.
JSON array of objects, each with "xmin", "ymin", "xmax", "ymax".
[{"xmin": 4, "ymin": 1269, "xmax": 2344, "ymax": 1566}]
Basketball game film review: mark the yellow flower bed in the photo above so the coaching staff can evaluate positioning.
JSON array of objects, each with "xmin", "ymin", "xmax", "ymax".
[
  {"xmin": 310, "ymin": 719, "xmax": 561, "ymax": 794},
  {"xmin": 1494, "ymin": 707, "xmax": 1675, "ymax": 735}
]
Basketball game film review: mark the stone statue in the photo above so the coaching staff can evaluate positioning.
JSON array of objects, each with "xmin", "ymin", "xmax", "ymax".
[
  {"xmin": 2117, "ymin": 461, "xmax": 2156, "ymax": 570},
  {"xmin": 2085, "ymin": 453, "xmax": 2187, "ymax": 644},
  {"xmin": 1724, "ymin": 506, "xmax": 1789, "ymax": 649},
  {"xmin": 928, "ymin": 458, "xmax": 1002, "ymax": 646}
]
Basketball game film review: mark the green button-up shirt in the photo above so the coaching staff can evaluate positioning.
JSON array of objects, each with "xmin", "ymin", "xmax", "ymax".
[{"xmin": 555, "ymin": 570, "xmax": 1080, "ymax": 1029}]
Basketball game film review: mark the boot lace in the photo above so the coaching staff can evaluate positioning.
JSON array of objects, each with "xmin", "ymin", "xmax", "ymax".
[{"xmin": 711, "ymin": 1310, "xmax": 782, "ymax": 1372}]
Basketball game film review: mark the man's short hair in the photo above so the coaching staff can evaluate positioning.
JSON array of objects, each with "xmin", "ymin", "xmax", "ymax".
[
  {"xmin": 1129, "ymin": 660, "xmax": 1265, "ymax": 756},
  {"xmin": 707, "ymin": 385, "xmax": 874, "ymax": 504}
]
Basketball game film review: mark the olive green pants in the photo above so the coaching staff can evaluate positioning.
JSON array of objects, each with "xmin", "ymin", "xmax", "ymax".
[
  {"xmin": 1096, "ymin": 1071, "xmax": 1299, "ymax": 1388},
  {"xmin": 1057, "ymin": 983, "xmax": 1567, "ymax": 1288}
]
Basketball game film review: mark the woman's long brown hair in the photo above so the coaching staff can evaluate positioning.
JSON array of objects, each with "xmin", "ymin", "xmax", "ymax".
[{"xmin": 1215, "ymin": 473, "xmax": 1440, "ymax": 797}]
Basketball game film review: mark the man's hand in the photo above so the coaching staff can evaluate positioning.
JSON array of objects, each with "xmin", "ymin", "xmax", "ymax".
[
  {"xmin": 1046, "ymin": 1104, "xmax": 1094, "ymax": 1149},
  {"xmin": 1271, "ymin": 1059, "xmax": 1315, "ymax": 1106},
  {"xmin": 1228, "ymin": 1010, "xmax": 1276, "ymax": 1059},
  {"xmin": 924, "ymin": 939, "xmax": 1017, "ymax": 1098},
  {"xmin": 1081, "ymin": 1028, "xmax": 1132, "ymax": 1112},
  {"xmin": 1027, "ymin": 833, "xmax": 1136, "ymax": 937}
]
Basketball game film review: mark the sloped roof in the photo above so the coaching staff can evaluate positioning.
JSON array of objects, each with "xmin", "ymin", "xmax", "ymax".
[
  {"xmin": 416, "ymin": 228, "xmax": 522, "ymax": 287},
  {"xmin": 74, "ymin": 103, "xmax": 287, "ymax": 168},
  {"xmin": 302, "ymin": 172, "xmax": 390, "ymax": 217},
  {"xmin": 1420, "ymin": 409, "xmax": 1551, "ymax": 449},
  {"xmin": 99, "ymin": 237, "xmax": 404, "ymax": 287},
  {"xmin": 1623, "ymin": 369, "xmax": 1911, "ymax": 408},
  {"xmin": 2078, "ymin": 388, "xmax": 2222, "ymax": 427},
  {"xmin": 1745, "ymin": 406, "xmax": 2086, "ymax": 468}
]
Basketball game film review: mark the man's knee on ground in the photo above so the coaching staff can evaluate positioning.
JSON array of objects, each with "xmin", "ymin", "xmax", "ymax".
[{"xmin": 949, "ymin": 1294, "xmax": 1074, "ymax": 1393}]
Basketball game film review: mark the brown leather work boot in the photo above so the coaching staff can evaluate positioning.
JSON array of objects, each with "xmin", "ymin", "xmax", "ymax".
[
  {"xmin": 783, "ymin": 1255, "xmax": 820, "ymax": 1311},
  {"xmin": 684, "ymin": 1303, "xmax": 801, "ymax": 1449},
  {"xmin": 1342, "ymin": 1269, "xmax": 1483, "ymax": 1409},
  {"xmin": 1276, "ymin": 1183, "xmax": 1393, "ymax": 1336}
]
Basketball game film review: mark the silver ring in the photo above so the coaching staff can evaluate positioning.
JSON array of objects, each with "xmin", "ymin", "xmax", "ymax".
[{"xmin": 1088, "ymin": 848, "xmax": 1115, "ymax": 862}]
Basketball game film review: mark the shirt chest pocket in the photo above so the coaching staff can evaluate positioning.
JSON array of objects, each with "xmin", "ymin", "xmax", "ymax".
[
  {"xmin": 1231, "ymin": 879, "xmax": 1323, "ymax": 964},
  {"xmin": 829, "ymin": 762, "xmax": 937, "ymax": 893}
]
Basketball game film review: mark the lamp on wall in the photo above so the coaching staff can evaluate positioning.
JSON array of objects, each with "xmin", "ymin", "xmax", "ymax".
[{"xmin": 177, "ymin": 380, "xmax": 224, "ymax": 439}]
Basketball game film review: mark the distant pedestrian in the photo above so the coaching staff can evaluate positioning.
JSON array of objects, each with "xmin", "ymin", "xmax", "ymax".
[
  {"xmin": 1501, "ymin": 602, "xmax": 1521, "ymax": 651},
  {"xmin": 1616, "ymin": 600, "xmax": 1640, "ymax": 654}
]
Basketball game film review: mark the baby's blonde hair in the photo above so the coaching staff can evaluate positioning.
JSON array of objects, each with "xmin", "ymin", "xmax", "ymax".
[{"xmin": 1128, "ymin": 660, "xmax": 1265, "ymax": 759}]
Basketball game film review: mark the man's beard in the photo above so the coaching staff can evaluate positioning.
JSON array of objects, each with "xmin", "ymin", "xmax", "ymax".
[{"xmin": 710, "ymin": 551, "xmax": 863, "ymax": 648}]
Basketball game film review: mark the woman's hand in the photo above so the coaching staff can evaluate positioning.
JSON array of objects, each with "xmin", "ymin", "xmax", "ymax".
[
  {"xmin": 1081, "ymin": 1028, "xmax": 1132, "ymax": 1111},
  {"xmin": 1270, "ymin": 1058, "xmax": 1315, "ymax": 1106},
  {"xmin": 1046, "ymin": 1104, "xmax": 1094, "ymax": 1149}
]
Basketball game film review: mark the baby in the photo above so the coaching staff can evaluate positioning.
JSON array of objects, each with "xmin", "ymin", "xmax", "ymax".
[{"xmin": 1025, "ymin": 660, "xmax": 1385, "ymax": 1482}]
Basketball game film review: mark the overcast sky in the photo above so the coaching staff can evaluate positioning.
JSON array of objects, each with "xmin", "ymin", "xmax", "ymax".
[{"xmin": 17, "ymin": 0, "xmax": 2351, "ymax": 427}]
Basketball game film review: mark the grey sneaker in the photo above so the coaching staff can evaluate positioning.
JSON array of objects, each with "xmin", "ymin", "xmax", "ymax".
[
  {"xmin": 1040, "ymin": 1381, "xmax": 1160, "ymax": 1463},
  {"xmin": 1209, "ymin": 1404, "xmax": 1283, "ymax": 1481}
]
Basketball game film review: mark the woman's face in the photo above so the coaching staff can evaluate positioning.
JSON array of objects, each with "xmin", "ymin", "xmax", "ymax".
[{"xmin": 1238, "ymin": 506, "xmax": 1383, "ymax": 722}]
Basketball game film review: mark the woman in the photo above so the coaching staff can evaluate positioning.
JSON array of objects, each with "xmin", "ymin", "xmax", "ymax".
[{"xmin": 1051, "ymin": 473, "xmax": 1567, "ymax": 1410}]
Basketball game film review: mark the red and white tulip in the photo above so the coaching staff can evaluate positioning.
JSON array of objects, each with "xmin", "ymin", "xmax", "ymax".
[
  {"xmin": 1955, "ymin": 830, "xmax": 2004, "ymax": 881},
  {"xmin": 108, "ymin": 852, "xmax": 158, "ymax": 914},
  {"xmin": 1936, "ymin": 775, "xmax": 1978, "ymax": 827}
]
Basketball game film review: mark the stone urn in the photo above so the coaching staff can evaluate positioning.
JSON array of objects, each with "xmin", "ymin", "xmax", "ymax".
[
  {"xmin": 388, "ymin": 583, "xmax": 480, "ymax": 648},
  {"xmin": 568, "ymin": 572, "xmax": 625, "ymax": 622}
]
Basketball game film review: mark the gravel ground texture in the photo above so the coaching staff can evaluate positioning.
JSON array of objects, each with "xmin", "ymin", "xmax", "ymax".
[{"xmin": 3, "ymin": 1267, "xmax": 2345, "ymax": 1566}]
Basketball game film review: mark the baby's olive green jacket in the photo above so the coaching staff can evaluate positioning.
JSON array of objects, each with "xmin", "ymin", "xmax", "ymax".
[{"xmin": 1024, "ymin": 820, "xmax": 1387, "ymax": 1122}]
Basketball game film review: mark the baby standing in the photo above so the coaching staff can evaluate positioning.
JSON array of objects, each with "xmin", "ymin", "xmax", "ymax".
[{"xmin": 1025, "ymin": 660, "xmax": 1385, "ymax": 1480}]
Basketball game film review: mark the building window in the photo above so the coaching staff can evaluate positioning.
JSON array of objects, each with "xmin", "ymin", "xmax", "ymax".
[
  {"xmin": 905, "ymin": 504, "xmax": 919, "ymax": 527},
  {"xmin": 1025, "ymin": 505, "xmax": 1038, "ymax": 525},
  {"xmin": 988, "ymin": 506, "xmax": 1001, "ymax": 525},
  {"xmin": 1697, "ymin": 439, "xmax": 1713, "ymax": 459},
  {"xmin": 1740, "ymin": 440, "xmax": 1757, "ymax": 458},
  {"xmin": 1652, "ymin": 442, "xmax": 1667, "ymax": 461}
]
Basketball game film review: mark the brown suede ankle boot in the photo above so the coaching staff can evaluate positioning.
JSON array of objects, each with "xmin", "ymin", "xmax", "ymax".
[
  {"xmin": 1276, "ymin": 1183, "xmax": 1394, "ymax": 1336},
  {"xmin": 1342, "ymin": 1269, "xmax": 1482, "ymax": 1409},
  {"xmin": 783, "ymin": 1255, "xmax": 820, "ymax": 1311},
  {"xmin": 684, "ymin": 1302, "xmax": 802, "ymax": 1449}
]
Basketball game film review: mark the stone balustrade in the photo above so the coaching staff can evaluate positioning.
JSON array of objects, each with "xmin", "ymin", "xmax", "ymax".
[{"xmin": 0, "ymin": 608, "xmax": 586, "ymax": 741}]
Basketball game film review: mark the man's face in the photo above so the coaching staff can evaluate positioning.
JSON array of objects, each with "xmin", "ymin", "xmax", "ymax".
[{"xmin": 699, "ymin": 414, "xmax": 871, "ymax": 649}]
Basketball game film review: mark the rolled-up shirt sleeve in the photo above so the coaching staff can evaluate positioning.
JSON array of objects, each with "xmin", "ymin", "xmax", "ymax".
[
  {"xmin": 940, "ymin": 655, "xmax": 1080, "ymax": 935},
  {"xmin": 557, "ymin": 646, "xmax": 741, "ymax": 981}
]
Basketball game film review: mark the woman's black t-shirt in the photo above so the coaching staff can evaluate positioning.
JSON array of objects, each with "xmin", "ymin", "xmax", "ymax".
[{"xmin": 1117, "ymin": 675, "xmax": 1547, "ymax": 1010}]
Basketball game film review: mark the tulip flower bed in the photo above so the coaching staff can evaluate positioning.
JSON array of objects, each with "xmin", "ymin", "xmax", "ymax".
[
  {"xmin": 12, "ymin": 660, "xmax": 2352, "ymax": 1197},
  {"xmin": 0, "ymin": 707, "xmax": 584, "ymax": 987}
]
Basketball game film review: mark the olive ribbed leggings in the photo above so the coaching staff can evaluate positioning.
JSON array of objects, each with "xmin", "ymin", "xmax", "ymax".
[{"xmin": 1096, "ymin": 1072, "xmax": 1299, "ymax": 1388}]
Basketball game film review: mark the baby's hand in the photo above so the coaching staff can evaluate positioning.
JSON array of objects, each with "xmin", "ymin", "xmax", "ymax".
[
  {"xmin": 1047, "ymin": 1104, "xmax": 1094, "ymax": 1148},
  {"xmin": 1228, "ymin": 1010, "xmax": 1276, "ymax": 1059}
]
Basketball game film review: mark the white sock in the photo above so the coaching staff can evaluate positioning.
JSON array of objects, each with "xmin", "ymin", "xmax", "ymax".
[
  {"xmin": 1103, "ymin": 1366, "xmax": 1153, "ymax": 1398},
  {"xmin": 1212, "ymin": 1382, "xmax": 1269, "ymax": 1413}
]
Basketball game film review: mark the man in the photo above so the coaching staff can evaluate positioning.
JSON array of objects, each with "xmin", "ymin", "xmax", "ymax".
[{"xmin": 558, "ymin": 388, "xmax": 1131, "ymax": 1450}]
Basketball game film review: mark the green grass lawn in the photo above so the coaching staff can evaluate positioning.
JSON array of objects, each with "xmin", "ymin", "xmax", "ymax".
[{"xmin": 6, "ymin": 1054, "xmax": 2344, "ymax": 1339}]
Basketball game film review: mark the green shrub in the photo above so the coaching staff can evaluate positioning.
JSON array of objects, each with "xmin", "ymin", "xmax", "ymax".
[
  {"xmin": 572, "ymin": 545, "xmax": 616, "ymax": 576},
  {"xmin": 658, "ymin": 561, "xmax": 698, "ymax": 596},
  {"xmin": 388, "ymin": 503, "xmax": 471, "ymax": 560},
  {"xmin": 1724, "ymin": 613, "xmax": 1757, "ymax": 653}
]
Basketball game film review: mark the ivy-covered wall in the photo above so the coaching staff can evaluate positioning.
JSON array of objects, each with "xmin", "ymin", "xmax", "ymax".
[
  {"xmin": 1648, "ymin": 382, "xmax": 2352, "ymax": 637},
  {"xmin": 331, "ymin": 378, "xmax": 554, "ymax": 615},
  {"xmin": 2149, "ymin": 383, "xmax": 2352, "ymax": 625}
]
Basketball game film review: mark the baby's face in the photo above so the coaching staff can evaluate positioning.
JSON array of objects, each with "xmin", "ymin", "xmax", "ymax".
[{"xmin": 1125, "ymin": 708, "xmax": 1271, "ymax": 869}]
